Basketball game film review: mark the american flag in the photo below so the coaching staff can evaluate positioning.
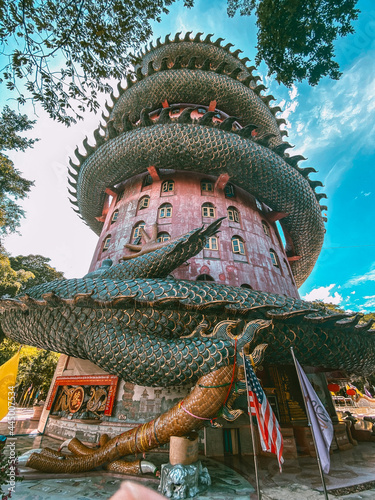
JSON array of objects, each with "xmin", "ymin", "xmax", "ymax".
[{"xmin": 244, "ymin": 356, "xmax": 284, "ymax": 471}]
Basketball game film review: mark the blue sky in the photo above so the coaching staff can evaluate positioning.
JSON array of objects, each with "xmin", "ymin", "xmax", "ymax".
[{"xmin": 3, "ymin": 0, "xmax": 375, "ymax": 312}]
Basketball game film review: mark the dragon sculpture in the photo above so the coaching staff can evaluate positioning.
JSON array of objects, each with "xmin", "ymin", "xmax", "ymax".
[{"xmin": 1, "ymin": 33, "xmax": 374, "ymax": 475}]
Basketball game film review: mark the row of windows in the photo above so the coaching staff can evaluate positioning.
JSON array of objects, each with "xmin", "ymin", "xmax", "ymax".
[
  {"xmin": 103, "ymin": 228, "xmax": 280, "ymax": 267},
  {"xmin": 116, "ymin": 178, "xmax": 237, "ymax": 203},
  {"xmin": 111, "ymin": 203, "xmax": 272, "ymax": 239}
]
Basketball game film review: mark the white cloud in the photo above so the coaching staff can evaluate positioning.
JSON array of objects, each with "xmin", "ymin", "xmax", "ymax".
[
  {"xmin": 363, "ymin": 297, "xmax": 375, "ymax": 309},
  {"xmin": 289, "ymin": 50, "xmax": 375, "ymax": 176},
  {"xmin": 288, "ymin": 85, "xmax": 298, "ymax": 100},
  {"xmin": 346, "ymin": 266, "xmax": 375, "ymax": 286},
  {"xmin": 302, "ymin": 284, "xmax": 343, "ymax": 305}
]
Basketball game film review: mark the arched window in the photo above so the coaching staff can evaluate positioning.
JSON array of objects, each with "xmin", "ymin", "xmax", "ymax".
[
  {"xmin": 262, "ymin": 220, "xmax": 270, "ymax": 237},
  {"xmin": 142, "ymin": 174, "xmax": 153, "ymax": 188},
  {"xmin": 232, "ymin": 236, "xmax": 245, "ymax": 255},
  {"xmin": 202, "ymin": 202, "xmax": 215, "ymax": 218},
  {"xmin": 111, "ymin": 210, "xmax": 119, "ymax": 224},
  {"xmin": 270, "ymin": 249, "xmax": 280, "ymax": 268},
  {"xmin": 103, "ymin": 235, "xmax": 111, "ymax": 251},
  {"xmin": 196, "ymin": 274, "xmax": 215, "ymax": 281},
  {"xmin": 227, "ymin": 206, "xmax": 240, "ymax": 223},
  {"xmin": 157, "ymin": 232, "xmax": 171, "ymax": 242},
  {"xmin": 161, "ymin": 180, "xmax": 174, "ymax": 193},
  {"xmin": 131, "ymin": 222, "xmax": 145, "ymax": 242},
  {"xmin": 205, "ymin": 236, "xmax": 218, "ymax": 250},
  {"xmin": 201, "ymin": 179, "xmax": 214, "ymax": 193},
  {"xmin": 224, "ymin": 183, "xmax": 235, "ymax": 198},
  {"xmin": 197, "ymin": 107, "xmax": 207, "ymax": 115},
  {"xmin": 138, "ymin": 195, "xmax": 150, "ymax": 211},
  {"xmin": 170, "ymin": 107, "xmax": 180, "ymax": 116},
  {"xmin": 158, "ymin": 203, "xmax": 172, "ymax": 218},
  {"xmin": 241, "ymin": 284, "xmax": 253, "ymax": 289}
]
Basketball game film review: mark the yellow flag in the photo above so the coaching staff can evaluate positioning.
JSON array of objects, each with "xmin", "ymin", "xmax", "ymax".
[{"xmin": 0, "ymin": 351, "xmax": 20, "ymax": 421}]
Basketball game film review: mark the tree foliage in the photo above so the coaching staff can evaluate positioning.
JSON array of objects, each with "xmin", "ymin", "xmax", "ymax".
[
  {"xmin": 0, "ymin": 106, "xmax": 35, "ymax": 235},
  {"xmin": 9, "ymin": 254, "xmax": 65, "ymax": 291},
  {"xmin": 227, "ymin": 0, "xmax": 359, "ymax": 86},
  {"xmin": 0, "ymin": 251, "xmax": 33, "ymax": 297},
  {"xmin": 0, "ymin": 0, "xmax": 175, "ymax": 125},
  {"xmin": 0, "ymin": 1, "xmax": 360, "ymax": 127},
  {"xmin": 0, "ymin": 339, "xmax": 59, "ymax": 400},
  {"xmin": 0, "ymin": 254, "xmax": 64, "ymax": 401}
]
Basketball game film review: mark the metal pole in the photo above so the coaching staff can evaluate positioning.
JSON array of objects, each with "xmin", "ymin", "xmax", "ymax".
[
  {"xmin": 290, "ymin": 347, "xmax": 329, "ymax": 500},
  {"xmin": 242, "ymin": 349, "xmax": 262, "ymax": 500}
]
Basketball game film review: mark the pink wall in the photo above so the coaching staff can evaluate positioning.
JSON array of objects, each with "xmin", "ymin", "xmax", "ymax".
[{"xmin": 89, "ymin": 171, "xmax": 299, "ymax": 298}]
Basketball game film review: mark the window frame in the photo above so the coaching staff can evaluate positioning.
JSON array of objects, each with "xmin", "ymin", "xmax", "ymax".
[
  {"xmin": 103, "ymin": 235, "xmax": 111, "ymax": 251},
  {"xmin": 202, "ymin": 202, "xmax": 216, "ymax": 218},
  {"xmin": 156, "ymin": 232, "xmax": 171, "ymax": 243},
  {"xmin": 161, "ymin": 180, "xmax": 174, "ymax": 193},
  {"xmin": 132, "ymin": 222, "xmax": 146, "ymax": 241},
  {"xmin": 227, "ymin": 207, "xmax": 240, "ymax": 223},
  {"xmin": 111, "ymin": 210, "xmax": 119, "ymax": 224},
  {"xmin": 232, "ymin": 236, "xmax": 245, "ymax": 255},
  {"xmin": 205, "ymin": 236, "xmax": 218, "ymax": 250},
  {"xmin": 201, "ymin": 180, "xmax": 214, "ymax": 193},
  {"xmin": 142, "ymin": 174, "xmax": 153, "ymax": 188},
  {"xmin": 224, "ymin": 183, "xmax": 235, "ymax": 198},
  {"xmin": 158, "ymin": 203, "xmax": 172, "ymax": 219},
  {"xmin": 270, "ymin": 249, "xmax": 280, "ymax": 268},
  {"xmin": 262, "ymin": 220, "xmax": 270, "ymax": 237},
  {"xmin": 138, "ymin": 196, "xmax": 150, "ymax": 210}
]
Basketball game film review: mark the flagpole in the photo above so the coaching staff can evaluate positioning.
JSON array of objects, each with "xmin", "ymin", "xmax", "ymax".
[
  {"xmin": 290, "ymin": 347, "xmax": 329, "ymax": 500},
  {"xmin": 242, "ymin": 349, "xmax": 262, "ymax": 500}
]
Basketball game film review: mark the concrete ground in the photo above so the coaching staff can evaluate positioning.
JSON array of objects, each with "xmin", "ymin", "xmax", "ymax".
[{"xmin": 1, "ymin": 410, "xmax": 375, "ymax": 499}]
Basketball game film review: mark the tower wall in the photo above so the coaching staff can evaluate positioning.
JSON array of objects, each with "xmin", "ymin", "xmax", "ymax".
[{"xmin": 89, "ymin": 171, "xmax": 299, "ymax": 298}]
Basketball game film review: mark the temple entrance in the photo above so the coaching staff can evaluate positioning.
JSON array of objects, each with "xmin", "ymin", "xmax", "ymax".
[{"xmin": 223, "ymin": 428, "xmax": 240, "ymax": 455}]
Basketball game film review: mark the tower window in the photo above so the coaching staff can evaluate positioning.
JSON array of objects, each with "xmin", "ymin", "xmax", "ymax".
[
  {"xmin": 262, "ymin": 220, "xmax": 270, "ymax": 237},
  {"xmin": 202, "ymin": 202, "xmax": 215, "ymax": 218},
  {"xmin": 161, "ymin": 180, "xmax": 174, "ymax": 193},
  {"xmin": 111, "ymin": 210, "xmax": 119, "ymax": 224},
  {"xmin": 157, "ymin": 232, "xmax": 171, "ymax": 242},
  {"xmin": 116, "ymin": 190, "xmax": 125, "ymax": 204},
  {"xmin": 103, "ymin": 235, "xmax": 111, "ymax": 251},
  {"xmin": 196, "ymin": 274, "xmax": 215, "ymax": 281},
  {"xmin": 138, "ymin": 196, "xmax": 150, "ymax": 210},
  {"xmin": 224, "ymin": 183, "xmax": 235, "ymax": 198},
  {"xmin": 227, "ymin": 207, "xmax": 240, "ymax": 223},
  {"xmin": 159, "ymin": 203, "xmax": 172, "ymax": 218},
  {"xmin": 232, "ymin": 236, "xmax": 245, "ymax": 255},
  {"xmin": 143, "ymin": 174, "xmax": 153, "ymax": 187},
  {"xmin": 131, "ymin": 222, "xmax": 145, "ymax": 241},
  {"xmin": 201, "ymin": 179, "xmax": 214, "ymax": 193},
  {"xmin": 205, "ymin": 236, "xmax": 218, "ymax": 250},
  {"xmin": 270, "ymin": 249, "xmax": 280, "ymax": 268}
]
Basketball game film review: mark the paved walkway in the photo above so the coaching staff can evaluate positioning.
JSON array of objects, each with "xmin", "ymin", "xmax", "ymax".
[{"xmin": 1, "ymin": 423, "xmax": 375, "ymax": 499}]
